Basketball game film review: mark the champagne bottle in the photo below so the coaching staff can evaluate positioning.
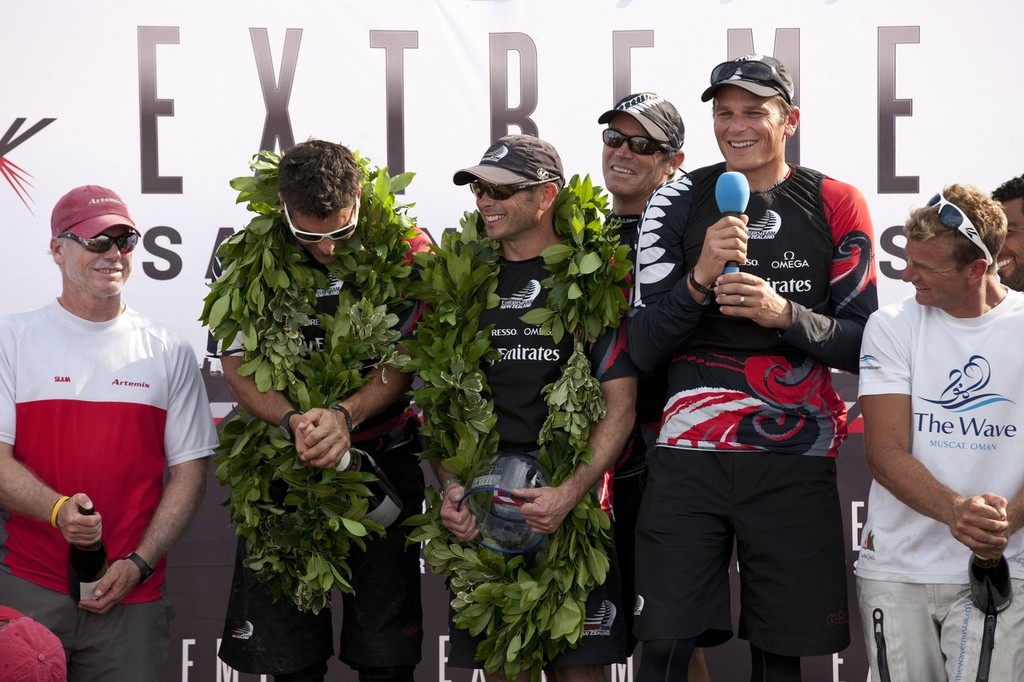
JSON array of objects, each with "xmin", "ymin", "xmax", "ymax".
[
  {"xmin": 336, "ymin": 448, "xmax": 403, "ymax": 527},
  {"xmin": 68, "ymin": 504, "xmax": 107, "ymax": 601}
]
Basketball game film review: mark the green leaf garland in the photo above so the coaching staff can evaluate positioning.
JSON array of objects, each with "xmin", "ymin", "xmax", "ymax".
[
  {"xmin": 405, "ymin": 175, "xmax": 631, "ymax": 680},
  {"xmin": 200, "ymin": 149, "xmax": 418, "ymax": 614}
]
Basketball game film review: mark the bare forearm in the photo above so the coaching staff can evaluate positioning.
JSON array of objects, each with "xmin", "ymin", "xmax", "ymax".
[
  {"xmin": 868, "ymin": 441, "xmax": 963, "ymax": 523},
  {"xmin": 562, "ymin": 376, "xmax": 636, "ymax": 505},
  {"xmin": 133, "ymin": 457, "xmax": 209, "ymax": 565},
  {"xmin": 0, "ymin": 442, "xmax": 62, "ymax": 524},
  {"xmin": 337, "ymin": 364, "xmax": 413, "ymax": 428},
  {"xmin": 221, "ymin": 355, "xmax": 294, "ymax": 427}
]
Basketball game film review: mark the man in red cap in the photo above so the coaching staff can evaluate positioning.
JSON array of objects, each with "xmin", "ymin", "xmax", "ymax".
[{"xmin": 0, "ymin": 186, "xmax": 217, "ymax": 679}]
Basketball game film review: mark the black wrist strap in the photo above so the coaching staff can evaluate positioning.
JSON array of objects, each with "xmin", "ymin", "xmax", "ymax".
[
  {"xmin": 125, "ymin": 551, "xmax": 154, "ymax": 583},
  {"xmin": 331, "ymin": 404, "xmax": 354, "ymax": 432},
  {"xmin": 279, "ymin": 409, "xmax": 301, "ymax": 440},
  {"xmin": 688, "ymin": 268, "xmax": 715, "ymax": 298}
]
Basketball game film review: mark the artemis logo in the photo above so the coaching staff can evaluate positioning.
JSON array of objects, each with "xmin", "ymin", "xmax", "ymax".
[
  {"xmin": 111, "ymin": 379, "xmax": 151, "ymax": 388},
  {"xmin": 1, "ymin": 117, "xmax": 57, "ymax": 213}
]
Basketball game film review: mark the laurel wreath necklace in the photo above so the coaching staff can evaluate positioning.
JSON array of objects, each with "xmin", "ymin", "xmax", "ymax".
[
  {"xmin": 405, "ymin": 175, "xmax": 632, "ymax": 681},
  {"xmin": 200, "ymin": 150, "xmax": 418, "ymax": 614}
]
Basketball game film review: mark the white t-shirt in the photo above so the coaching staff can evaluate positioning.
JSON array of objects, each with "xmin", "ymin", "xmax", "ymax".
[{"xmin": 857, "ymin": 290, "xmax": 1024, "ymax": 583}]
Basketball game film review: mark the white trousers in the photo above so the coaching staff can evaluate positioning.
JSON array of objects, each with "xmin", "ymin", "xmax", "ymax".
[{"xmin": 857, "ymin": 576, "xmax": 1024, "ymax": 682}]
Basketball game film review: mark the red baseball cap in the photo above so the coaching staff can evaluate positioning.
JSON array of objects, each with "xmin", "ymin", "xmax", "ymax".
[
  {"xmin": 50, "ymin": 185, "xmax": 139, "ymax": 239},
  {"xmin": 0, "ymin": 613, "xmax": 67, "ymax": 681}
]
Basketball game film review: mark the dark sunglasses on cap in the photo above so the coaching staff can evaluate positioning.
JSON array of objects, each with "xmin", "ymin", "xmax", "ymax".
[
  {"xmin": 469, "ymin": 178, "xmax": 556, "ymax": 201},
  {"xmin": 283, "ymin": 197, "xmax": 359, "ymax": 243},
  {"xmin": 602, "ymin": 128, "xmax": 672, "ymax": 156},
  {"xmin": 709, "ymin": 59, "xmax": 792, "ymax": 103},
  {"xmin": 926, "ymin": 193, "xmax": 993, "ymax": 265},
  {"xmin": 57, "ymin": 231, "xmax": 138, "ymax": 254}
]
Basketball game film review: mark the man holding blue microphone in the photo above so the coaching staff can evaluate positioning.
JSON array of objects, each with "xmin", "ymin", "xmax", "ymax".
[{"xmin": 627, "ymin": 55, "xmax": 878, "ymax": 681}]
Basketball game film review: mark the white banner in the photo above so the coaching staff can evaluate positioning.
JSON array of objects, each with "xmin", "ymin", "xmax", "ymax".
[{"xmin": 4, "ymin": 2, "xmax": 1020, "ymax": 679}]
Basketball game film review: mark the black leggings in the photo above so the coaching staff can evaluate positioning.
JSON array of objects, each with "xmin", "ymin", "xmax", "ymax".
[
  {"xmin": 637, "ymin": 638, "xmax": 697, "ymax": 682},
  {"xmin": 638, "ymin": 640, "xmax": 801, "ymax": 682}
]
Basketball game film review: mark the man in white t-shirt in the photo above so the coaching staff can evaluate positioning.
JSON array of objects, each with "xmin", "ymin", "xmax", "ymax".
[{"xmin": 857, "ymin": 183, "xmax": 1024, "ymax": 681}]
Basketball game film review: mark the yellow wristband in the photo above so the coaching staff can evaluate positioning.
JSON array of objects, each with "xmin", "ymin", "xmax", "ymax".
[{"xmin": 50, "ymin": 495, "xmax": 71, "ymax": 529}]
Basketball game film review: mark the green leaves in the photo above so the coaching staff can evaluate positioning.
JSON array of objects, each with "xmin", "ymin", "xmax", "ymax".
[
  {"xmin": 202, "ymin": 149, "xmax": 419, "ymax": 613},
  {"xmin": 530, "ymin": 174, "xmax": 632, "ymax": 344},
  {"xmin": 405, "ymin": 177, "xmax": 626, "ymax": 678}
]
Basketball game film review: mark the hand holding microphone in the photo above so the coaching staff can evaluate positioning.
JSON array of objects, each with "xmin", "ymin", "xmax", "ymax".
[{"xmin": 715, "ymin": 171, "xmax": 750, "ymax": 274}]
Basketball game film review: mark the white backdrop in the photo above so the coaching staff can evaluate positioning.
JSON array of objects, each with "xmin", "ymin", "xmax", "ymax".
[{"xmin": 4, "ymin": 2, "xmax": 1021, "ymax": 680}]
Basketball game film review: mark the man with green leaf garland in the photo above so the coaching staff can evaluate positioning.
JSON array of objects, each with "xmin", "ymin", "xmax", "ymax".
[
  {"xmin": 202, "ymin": 139, "xmax": 429, "ymax": 682},
  {"xmin": 406, "ymin": 134, "xmax": 636, "ymax": 681}
]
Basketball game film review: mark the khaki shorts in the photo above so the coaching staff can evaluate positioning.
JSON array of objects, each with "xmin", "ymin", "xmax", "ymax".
[{"xmin": 857, "ymin": 576, "xmax": 1024, "ymax": 681}]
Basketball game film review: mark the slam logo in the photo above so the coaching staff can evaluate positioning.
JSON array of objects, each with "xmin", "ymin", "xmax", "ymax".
[
  {"xmin": 920, "ymin": 355, "xmax": 1012, "ymax": 412},
  {"xmin": 1, "ymin": 117, "xmax": 56, "ymax": 213}
]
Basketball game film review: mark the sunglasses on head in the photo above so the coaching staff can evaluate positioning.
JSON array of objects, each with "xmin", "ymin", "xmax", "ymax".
[
  {"xmin": 469, "ymin": 178, "xmax": 555, "ymax": 201},
  {"xmin": 926, "ymin": 193, "xmax": 993, "ymax": 265},
  {"xmin": 709, "ymin": 59, "xmax": 791, "ymax": 103},
  {"xmin": 602, "ymin": 128, "xmax": 672, "ymax": 156},
  {"xmin": 283, "ymin": 197, "xmax": 359, "ymax": 243},
  {"xmin": 57, "ymin": 231, "xmax": 138, "ymax": 254}
]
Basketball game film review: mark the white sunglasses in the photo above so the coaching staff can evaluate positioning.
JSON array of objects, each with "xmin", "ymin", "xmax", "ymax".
[{"xmin": 282, "ymin": 196, "xmax": 359, "ymax": 243}]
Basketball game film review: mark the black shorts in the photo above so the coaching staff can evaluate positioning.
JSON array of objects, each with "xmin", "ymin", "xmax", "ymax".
[
  {"xmin": 446, "ymin": 532, "xmax": 627, "ymax": 670},
  {"xmin": 218, "ymin": 441, "xmax": 425, "ymax": 675},
  {"xmin": 634, "ymin": 447, "xmax": 850, "ymax": 656}
]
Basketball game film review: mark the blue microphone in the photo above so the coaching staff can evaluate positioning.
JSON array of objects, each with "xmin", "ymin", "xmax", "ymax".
[{"xmin": 715, "ymin": 171, "xmax": 750, "ymax": 274}]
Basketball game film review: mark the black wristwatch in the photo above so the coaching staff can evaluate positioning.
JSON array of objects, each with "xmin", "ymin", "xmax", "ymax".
[
  {"xmin": 125, "ymin": 551, "xmax": 154, "ymax": 584},
  {"xmin": 278, "ymin": 409, "xmax": 301, "ymax": 441}
]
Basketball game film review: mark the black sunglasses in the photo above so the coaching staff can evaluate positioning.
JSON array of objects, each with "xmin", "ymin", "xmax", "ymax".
[
  {"xmin": 602, "ymin": 128, "xmax": 671, "ymax": 156},
  {"xmin": 469, "ymin": 179, "xmax": 555, "ymax": 201},
  {"xmin": 926, "ymin": 193, "xmax": 993, "ymax": 264},
  {"xmin": 57, "ymin": 231, "xmax": 138, "ymax": 254},
  {"xmin": 709, "ymin": 59, "xmax": 791, "ymax": 103}
]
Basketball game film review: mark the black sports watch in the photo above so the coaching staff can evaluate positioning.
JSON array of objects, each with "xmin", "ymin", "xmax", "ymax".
[
  {"xmin": 278, "ymin": 409, "xmax": 301, "ymax": 441},
  {"xmin": 125, "ymin": 551, "xmax": 154, "ymax": 583}
]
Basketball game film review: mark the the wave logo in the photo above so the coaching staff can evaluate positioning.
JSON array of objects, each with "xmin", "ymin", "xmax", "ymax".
[
  {"xmin": 859, "ymin": 354, "xmax": 882, "ymax": 371},
  {"xmin": 920, "ymin": 355, "xmax": 1013, "ymax": 412}
]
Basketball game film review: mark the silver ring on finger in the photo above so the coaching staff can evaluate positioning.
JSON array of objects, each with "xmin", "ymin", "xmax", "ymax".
[{"xmin": 739, "ymin": 295, "xmax": 746, "ymax": 306}]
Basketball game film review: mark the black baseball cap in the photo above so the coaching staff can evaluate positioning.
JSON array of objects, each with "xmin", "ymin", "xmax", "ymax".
[
  {"xmin": 701, "ymin": 55, "xmax": 795, "ymax": 104},
  {"xmin": 597, "ymin": 92, "xmax": 685, "ymax": 150},
  {"xmin": 453, "ymin": 135, "xmax": 564, "ymax": 186}
]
